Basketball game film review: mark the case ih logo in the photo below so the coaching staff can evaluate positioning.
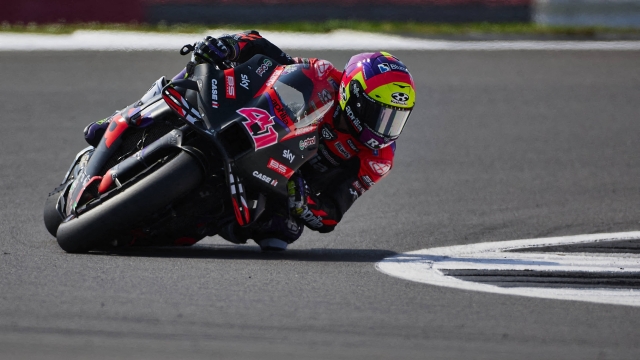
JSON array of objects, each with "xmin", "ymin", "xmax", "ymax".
[
  {"xmin": 236, "ymin": 108, "xmax": 278, "ymax": 150},
  {"xmin": 368, "ymin": 160, "xmax": 391, "ymax": 175},
  {"xmin": 253, "ymin": 171, "xmax": 278, "ymax": 186},
  {"xmin": 211, "ymin": 79, "xmax": 219, "ymax": 108},
  {"xmin": 267, "ymin": 158, "xmax": 294, "ymax": 178}
]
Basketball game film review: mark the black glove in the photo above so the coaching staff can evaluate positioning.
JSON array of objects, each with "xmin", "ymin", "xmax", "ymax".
[{"xmin": 192, "ymin": 36, "xmax": 230, "ymax": 66}]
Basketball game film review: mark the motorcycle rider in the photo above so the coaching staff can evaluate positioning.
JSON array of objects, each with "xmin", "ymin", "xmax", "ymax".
[{"xmin": 84, "ymin": 30, "xmax": 416, "ymax": 251}]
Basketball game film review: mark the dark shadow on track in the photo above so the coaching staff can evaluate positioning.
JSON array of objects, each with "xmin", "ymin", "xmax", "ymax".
[{"xmin": 90, "ymin": 244, "xmax": 397, "ymax": 263}]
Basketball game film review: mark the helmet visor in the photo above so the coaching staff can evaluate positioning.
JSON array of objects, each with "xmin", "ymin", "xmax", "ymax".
[
  {"xmin": 368, "ymin": 105, "xmax": 411, "ymax": 138},
  {"xmin": 348, "ymin": 80, "xmax": 412, "ymax": 139}
]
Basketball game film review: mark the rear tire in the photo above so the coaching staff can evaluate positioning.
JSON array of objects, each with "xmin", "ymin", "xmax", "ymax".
[{"xmin": 56, "ymin": 152, "xmax": 203, "ymax": 253}]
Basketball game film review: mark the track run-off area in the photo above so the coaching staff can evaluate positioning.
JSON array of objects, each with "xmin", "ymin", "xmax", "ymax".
[{"xmin": 0, "ymin": 32, "xmax": 639, "ymax": 359}]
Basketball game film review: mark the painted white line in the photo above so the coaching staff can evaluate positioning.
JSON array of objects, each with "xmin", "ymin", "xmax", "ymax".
[
  {"xmin": 1, "ymin": 30, "xmax": 640, "ymax": 51},
  {"xmin": 376, "ymin": 231, "xmax": 640, "ymax": 307}
]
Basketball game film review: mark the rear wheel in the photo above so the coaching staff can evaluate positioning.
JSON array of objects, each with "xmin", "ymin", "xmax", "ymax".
[{"xmin": 56, "ymin": 152, "xmax": 203, "ymax": 253}]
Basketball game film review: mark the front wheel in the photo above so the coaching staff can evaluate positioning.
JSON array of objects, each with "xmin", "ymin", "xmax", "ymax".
[
  {"xmin": 56, "ymin": 152, "xmax": 203, "ymax": 253},
  {"xmin": 43, "ymin": 187, "xmax": 64, "ymax": 237}
]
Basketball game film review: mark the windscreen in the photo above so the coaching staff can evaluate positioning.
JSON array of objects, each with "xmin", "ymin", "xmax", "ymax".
[{"xmin": 273, "ymin": 65, "xmax": 334, "ymax": 128}]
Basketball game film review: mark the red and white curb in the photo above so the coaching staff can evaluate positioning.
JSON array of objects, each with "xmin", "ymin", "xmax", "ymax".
[{"xmin": 376, "ymin": 231, "xmax": 640, "ymax": 307}]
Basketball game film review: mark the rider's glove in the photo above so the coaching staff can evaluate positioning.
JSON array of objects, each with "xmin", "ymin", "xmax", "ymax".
[
  {"xmin": 287, "ymin": 175, "xmax": 308, "ymax": 217},
  {"xmin": 193, "ymin": 36, "xmax": 230, "ymax": 65}
]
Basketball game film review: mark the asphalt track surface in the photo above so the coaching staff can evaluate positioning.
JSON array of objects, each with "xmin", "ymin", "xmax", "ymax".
[{"xmin": 1, "ymin": 49, "xmax": 639, "ymax": 359}]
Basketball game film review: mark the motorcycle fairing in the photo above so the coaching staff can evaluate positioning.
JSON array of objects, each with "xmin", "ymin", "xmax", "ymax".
[{"xmin": 65, "ymin": 96, "xmax": 176, "ymax": 214}]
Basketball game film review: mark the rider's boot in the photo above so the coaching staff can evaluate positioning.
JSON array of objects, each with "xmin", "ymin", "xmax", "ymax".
[
  {"xmin": 83, "ymin": 118, "xmax": 111, "ymax": 147},
  {"xmin": 83, "ymin": 77, "xmax": 168, "ymax": 147},
  {"xmin": 219, "ymin": 213, "xmax": 303, "ymax": 252}
]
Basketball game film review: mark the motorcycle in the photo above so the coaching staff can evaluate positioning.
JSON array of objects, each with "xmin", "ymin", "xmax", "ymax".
[{"xmin": 43, "ymin": 49, "xmax": 333, "ymax": 253}]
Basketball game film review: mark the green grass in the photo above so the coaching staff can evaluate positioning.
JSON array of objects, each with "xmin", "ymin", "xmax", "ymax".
[{"xmin": 2, "ymin": 20, "xmax": 639, "ymax": 37}]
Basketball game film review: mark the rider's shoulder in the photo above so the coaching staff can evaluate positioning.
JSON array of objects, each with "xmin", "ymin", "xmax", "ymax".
[{"xmin": 356, "ymin": 142, "xmax": 395, "ymax": 179}]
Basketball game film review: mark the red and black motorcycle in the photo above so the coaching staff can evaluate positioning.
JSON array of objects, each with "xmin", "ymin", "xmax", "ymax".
[{"xmin": 43, "ymin": 53, "xmax": 333, "ymax": 253}]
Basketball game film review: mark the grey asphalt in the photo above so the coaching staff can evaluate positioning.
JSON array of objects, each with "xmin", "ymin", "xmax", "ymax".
[{"xmin": 1, "ymin": 49, "xmax": 639, "ymax": 359}]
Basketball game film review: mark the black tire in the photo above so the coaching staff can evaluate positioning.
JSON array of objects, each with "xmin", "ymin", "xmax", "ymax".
[
  {"xmin": 43, "ymin": 188, "xmax": 64, "ymax": 237},
  {"xmin": 56, "ymin": 152, "xmax": 203, "ymax": 253}
]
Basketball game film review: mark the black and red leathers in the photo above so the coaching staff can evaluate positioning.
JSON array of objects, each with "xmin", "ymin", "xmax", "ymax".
[{"xmin": 219, "ymin": 31, "xmax": 396, "ymax": 236}]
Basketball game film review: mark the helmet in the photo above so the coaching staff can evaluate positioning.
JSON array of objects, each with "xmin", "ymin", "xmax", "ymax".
[{"xmin": 339, "ymin": 52, "xmax": 416, "ymax": 150}]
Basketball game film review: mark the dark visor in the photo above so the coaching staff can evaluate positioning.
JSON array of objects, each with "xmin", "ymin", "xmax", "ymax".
[{"xmin": 352, "ymin": 82, "xmax": 412, "ymax": 138}]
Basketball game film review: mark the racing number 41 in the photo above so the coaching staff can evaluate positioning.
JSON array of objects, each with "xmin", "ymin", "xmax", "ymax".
[{"xmin": 236, "ymin": 108, "xmax": 278, "ymax": 149}]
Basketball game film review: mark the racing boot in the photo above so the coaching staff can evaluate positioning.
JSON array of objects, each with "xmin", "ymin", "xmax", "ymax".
[
  {"xmin": 83, "ymin": 76, "xmax": 168, "ymax": 147},
  {"xmin": 83, "ymin": 118, "xmax": 111, "ymax": 147},
  {"xmin": 253, "ymin": 212, "xmax": 303, "ymax": 251},
  {"xmin": 219, "ymin": 213, "xmax": 303, "ymax": 252}
]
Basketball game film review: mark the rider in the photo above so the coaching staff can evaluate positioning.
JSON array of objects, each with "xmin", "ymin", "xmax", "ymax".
[{"xmin": 84, "ymin": 31, "xmax": 416, "ymax": 251}]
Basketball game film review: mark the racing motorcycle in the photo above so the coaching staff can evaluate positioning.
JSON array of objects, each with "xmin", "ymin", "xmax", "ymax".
[{"xmin": 43, "ymin": 50, "xmax": 333, "ymax": 253}]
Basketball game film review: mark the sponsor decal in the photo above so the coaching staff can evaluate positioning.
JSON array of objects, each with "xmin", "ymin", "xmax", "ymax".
[
  {"xmin": 321, "ymin": 124, "xmax": 336, "ymax": 140},
  {"xmin": 318, "ymin": 89, "xmax": 332, "ymax": 104},
  {"xmin": 332, "ymin": 106, "xmax": 341, "ymax": 119},
  {"xmin": 346, "ymin": 139, "xmax": 359, "ymax": 152},
  {"xmin": 366, "ymin": 138, "xmax": 380, "ymax": 149},
  {"xmin": 334, "ymin": 142, "xmax": 351, "ymax": 159},
  {"xmin": 265, "ymin": 68, "xmax": 282, "ymax": 89},
  {"xmin": 315, "ymin": 60, "xmax": 333, "ymax": 78},
  {"xmin": 256, "ymin": 59, "xmax": 273, "ymax": 77},
  {"xmin": 280, "ymin": 124, "xmax": 316, "ymax": 141},
  {"xmin": 328, "ymin": 78, "xmax": 340, "ymax": 91},
  {"xmin": 236, "ymin": 107, "xmax": 278, "ymax": 149},
  {"xmin": 320, "ymin": 145, "xmax": 340, "ymax": 166},
  {"xmin": 282, "ymin": 65, "xmax": 297, "ymax": 75},
  {"xmin": 340, "ymin": 84, "xmax": 347, "ymax": 102},
  {"xmin": 361, "ymin": 175, "xmax": 375, "ymax": 188},
  {"xmin": 368, "ymin": 160, "xmax": 391, "ymax": 176},
  {"xmin": 283, "ymin": 149, "xmax": 295, "ymax": 163},
  {"xmin": 270, "ymin": 93, "xmax": 292, "ymax": 126},
  {"xmin": 299, "ymin": 137, "xmax": 316, "ymax": 150},
  {"xmin": 267, "ymin": 157, "xmax": 294, "ymax": 178},
  {"xmin": 391, "ymin": 92, "xmax": 409, "ymax": 106},
  {"xmin": 253, "ymin": 170, "xmax": 278, "ymax": 186},
  {"xmin": 351, "ymin": 82, "xmax": 360, "ymax": 98},
  {"xmin": 240, "ymin": 74, "xmax": 250, "ymax": 90},
  {"xmin": 352, "ymin": 180, "xmax": 366, "ymax": 195},
  {"xmin": 300, "ymin": 207, "xmax": 323, "ymax": 229},
  {"xmin": 349, "ymin": 188, "xmax": 359, "ymax": 201},
  {"xmin": 211, "ymin": 79, "xmax": 219, "ymax": 108},
  {"xmin": 345, "ymin": 105, "xmax": 362, "ymax": 131},
  {"xmin": 225, "ymin": 75, "xmax": 236, "ymax": 99},
  {"xmin": 379, "ymin": 62, "xmax": 408, "ymax": 73},
  {"xmin": 292, "ymin": 126, "xmax": 316, "ymax": 136}
]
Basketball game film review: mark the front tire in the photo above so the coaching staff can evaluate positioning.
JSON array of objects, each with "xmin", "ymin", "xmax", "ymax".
[
  {"xmin": 43, "ymin": 188, "xmax": 64, "ymax": 237},
  {"xmin": 56, "ymin": 152, "xmax": 203, "ymax": 253}
]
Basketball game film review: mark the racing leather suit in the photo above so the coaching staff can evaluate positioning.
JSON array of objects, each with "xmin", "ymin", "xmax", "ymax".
[{"xmin": 218, "ymin": 31, "xmax": 395, "ymax": 239}]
